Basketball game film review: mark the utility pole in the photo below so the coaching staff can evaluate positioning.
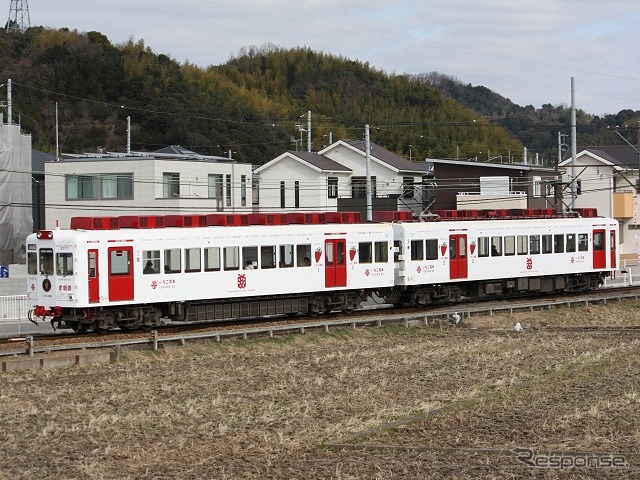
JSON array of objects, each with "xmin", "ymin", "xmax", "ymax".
[
  {"xmin": 365, "ymin": 125, "xmax": 372, "ymax": 222},
  {"xmin": 6, "ymin": 0, "xmax": 30, "ymax": 33},
  {"xmin": 570, "ymin": 77, "xmax": 577, "ymax": 210}
]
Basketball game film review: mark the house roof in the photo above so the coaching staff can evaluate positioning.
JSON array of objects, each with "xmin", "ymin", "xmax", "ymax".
[
  {"xmin": 287, "ymin": 151, "xmax": 351, "ymax": 172},
  {"xmin": 32, "ymin": 149, "xmax": 56, "ymax": 173},
  {"xmin": 254, "ymin": 151, "xmax": 351, "ymax": 174},
  {"xmin": 330, "ymin": 139, "xmax": 432, "ymax": 174},
  {"xmin": 561, "ymin": 145, "xmax": 639, "ymax": 169}
]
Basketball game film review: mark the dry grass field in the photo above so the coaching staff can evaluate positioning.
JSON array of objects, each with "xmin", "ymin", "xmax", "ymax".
[{"xmin": 2, "ymin": 302, "xmax": 640, "ymax": 479}]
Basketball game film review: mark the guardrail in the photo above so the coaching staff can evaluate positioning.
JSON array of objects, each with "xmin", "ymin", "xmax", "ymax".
[{"xmin": 0, "ymin": 295, "xmax": 27, "ymax": 321}]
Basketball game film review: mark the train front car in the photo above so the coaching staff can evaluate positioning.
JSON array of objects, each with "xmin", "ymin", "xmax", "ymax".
[
  {"xmin": 391, "ymin": 214, "xmax": 619, "ymax": 306},
  {"xmin": 26, "ymin": 229, "xmax": 86, "ymax": 330}
]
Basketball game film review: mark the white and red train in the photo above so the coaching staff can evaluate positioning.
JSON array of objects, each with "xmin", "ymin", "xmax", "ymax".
[{"xmin": 26, "ymin": 209, "xmax": 619, "ymax": 332}]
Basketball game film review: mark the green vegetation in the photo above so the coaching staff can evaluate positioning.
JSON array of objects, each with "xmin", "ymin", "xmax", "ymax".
[{"xmin": 0, "ymin": 28, "xmax": 637, "ymax": 166}]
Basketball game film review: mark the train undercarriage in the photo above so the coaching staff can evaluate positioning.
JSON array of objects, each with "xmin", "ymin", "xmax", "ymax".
[{"xmin": 36, "ymin": 272, "xmax": 606, "ymax": 333}]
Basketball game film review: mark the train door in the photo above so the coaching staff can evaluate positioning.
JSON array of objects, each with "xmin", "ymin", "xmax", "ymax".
[
  {"xmin": 592, "ymin": 229, "xmax": 606, "ymax": 269},
  {"xmin": 108, "ymin": 246, "xmax": 134, "ymax": 301},
  {"xmin": 610, "ymin": 229, "xmax": 617, "ymax": 268},
  {"xmin": 88, "ymin": 249, "xmax": 99, "ymax": 303},
  {"xmin": 325, "ymin": 239, "xmax": 347, "ymax": 288},
  {"xmin": 449, "ymin": 234, "xmax": 468, "ymax": 279}
]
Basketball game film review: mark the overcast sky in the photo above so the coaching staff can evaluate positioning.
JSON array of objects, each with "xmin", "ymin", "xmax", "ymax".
[{"xmin": 24, "ymin": 0, "xmax": 640, "ymax": 116}]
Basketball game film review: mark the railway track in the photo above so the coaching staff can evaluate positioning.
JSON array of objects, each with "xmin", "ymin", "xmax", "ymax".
[{"xmin": 3, "ymin": 285, "xmax": 640, "ymax": 358}]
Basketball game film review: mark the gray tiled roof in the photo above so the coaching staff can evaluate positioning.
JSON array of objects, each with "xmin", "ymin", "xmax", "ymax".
[
  {"xmin": 341, "ymin": 139, "xmax": 431, "ymax": 173},
  {"xmin": 32, "ymin": 149, "xmax": 56, "ymax": 173},
  {"xmin": 288, "ymin": 151, "xmax": 351, "ymax": 172},
  {"xmin": 567, "ymin": 145, "xmax": 639, "ymax": 168}
]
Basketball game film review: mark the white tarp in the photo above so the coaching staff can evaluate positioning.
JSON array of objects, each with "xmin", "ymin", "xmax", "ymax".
[{"xmin": 0, "ymin": 119, "xmax": 32, "ymax": 264}]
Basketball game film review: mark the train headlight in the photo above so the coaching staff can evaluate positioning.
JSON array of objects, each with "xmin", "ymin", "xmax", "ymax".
[{"xmin": 36, "ymin": 231, "xmax": 53, "ymax": 240}]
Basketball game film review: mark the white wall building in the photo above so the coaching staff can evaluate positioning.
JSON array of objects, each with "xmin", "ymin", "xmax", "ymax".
[{"xmin": 45, "ymin": 147, "xmax": 253, "ymax": 229}]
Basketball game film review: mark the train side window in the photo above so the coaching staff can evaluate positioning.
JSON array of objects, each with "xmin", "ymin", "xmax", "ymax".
[
  {"xmin": 204, "ymin": 247, "xmax": 221, "ymax": 271},
  {"xmin": 223, "ymin": 246, "xmax": 239, "ymax": 271},
  {"xmin": 28, "ymin": 252, "xmax": 38, "ymax": 275},
  {"xmin": 578, "ymin": 233, "xmax": 589, "ymax": 251},
  {"xmin": 242, "ymin": 246, "xmax": 258, "ymax": 269},
  {"xmin": 39, "ymin": 248, "xmax": 54, "ymax": 275},
  {"xmin": 375, "ymin": 241, "xmax": 388, "ymax": 263},
  {"xmin": 517, "ymin": 235, "xmax": 528, "ymax": 255},
  {"xmin": 554, "ymin": 234, "xmax": 564, "ymax": 253},
  {"xmin": 529, "ymin": 235, "xmax": 541, "ymax": 254},
  {"xmin": 143, "ymin": 250, "xmax": 160, "ymax": 274},
  {"xmin": 56, "ymin": 252, "xmax": 74, "ymax": 276},
  {"xmin": 504, "ymin": 236, "xmax": 515, "ymax": 256},
  {"xmin": 279, "ymin": 245, "xmax": 294, "ymax": 268},
  {"xmin": 185, "ymin": 248, "xmax": 201, "ymax": 273},
  {"xmin": 297, "ymin": 244, "xmax": 311, "ymax": 267},
  {"xmin": 478, "ymin": 237, "xmax": 489, "ymax": 257},
  {"xmin": 410, "ymin": 240, "xmax": 424, "ymax": 261},
  {"xmin": 359, "ymin": 242, "xmax": 372, "ymax": 263},
  {"xmin": 261, "ymin": 245, "xmax": 276, "ymax": 269},
  {"xmin": 164, "ymin": 249, "xmax": 181, "ymax": 273},
  {"xmin": 542, "ymin": 234, "xmax": 553, "ymax": 254},
  {"xmin": 393, "ymin": 240, "xmax": 402, "ymax": 262},
  {"xmin": 491, "ymin": 237, "xmax": 502, "ymax": 256},
  {"xmin": 566, "ymin": 234, "xmax": 576, "ymax": 252},
  {"xmin": 425, "ymin": 239, "xmax": 438, "ymax": 260}
]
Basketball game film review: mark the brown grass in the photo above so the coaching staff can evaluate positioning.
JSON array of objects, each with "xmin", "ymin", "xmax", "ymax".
[{"xmin": 2, "ymin": 302, "xmax": 640, "ymax": 479}]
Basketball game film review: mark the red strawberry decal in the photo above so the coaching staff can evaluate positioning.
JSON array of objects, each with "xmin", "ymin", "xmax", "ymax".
[
  {"xmin": 349, "ymin": 246, "xmax": 356, "ymax": 261},
  {"xmin": 314, "ymin": 248, "xmax": 322, "ymax": 262},
  {"xmin": 441, "ymin": 242, "xmax": 447, "ymax": 256},
  {"xmin": 470, "ymin": 242, "xmax": 476, "ymax": 255}
]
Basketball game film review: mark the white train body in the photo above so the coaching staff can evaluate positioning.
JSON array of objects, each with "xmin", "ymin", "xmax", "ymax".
[{"xmin": 25, "ymin": 212, "xmax": 619, "ymax": 331}]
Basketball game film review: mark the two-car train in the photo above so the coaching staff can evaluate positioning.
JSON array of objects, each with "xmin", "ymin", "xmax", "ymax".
[{"xmin": 26, "ymin": 210, "xmax": 619, "ymax": 332}]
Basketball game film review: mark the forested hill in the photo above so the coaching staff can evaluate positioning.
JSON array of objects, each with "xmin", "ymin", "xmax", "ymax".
[{"xmin": 0, "ymin": 28, "xmax": 636, "ymax": 165}]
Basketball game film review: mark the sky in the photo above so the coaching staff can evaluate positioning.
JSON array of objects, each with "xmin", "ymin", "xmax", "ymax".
[{"xmin": 22, "ymin": 0, "xmax": 640, "ymax": 116}]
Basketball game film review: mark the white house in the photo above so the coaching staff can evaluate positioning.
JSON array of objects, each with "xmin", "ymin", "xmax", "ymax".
[
  {"xmin": 255, "ymin": 139, "xmax": 432, "ymax": 215},
  {"xmin": 559, "ymin": 146, "xmax": 637, "ymax": 258},
  {"xmin": 45, "ymin": 147, "xmax": 253, "ymax": 229}
]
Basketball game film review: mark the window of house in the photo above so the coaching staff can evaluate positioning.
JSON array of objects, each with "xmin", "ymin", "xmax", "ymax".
[
  {"xmin": 225, "ymin": 175, "xmax": 232, "ymax": 207},
  {"xmin": 351, "ymin": 176, "xmax": 376, "ymax": 198},
  {"xmin": 280, "ymin": 181, "xmax": 286, "ymax": 209},
  {"xmin": 102, "ymin": 173, "xmax": 133, "ymax": 199},
  {"xmin": 66, "ymin": 175, "xmax": 97, "ymax": 200},
  {"xmin": 328, "ymin": 177, "xmax": 338, "ymax": 198},
  {"xmin": 163, "ymin": 173, "xmax": 180, "ymax": 198},
  {"xmin": 208, "ymin": 174, "xmax": 223, "ymax": 211},
  {"xmin": 241, "ymin": 175, "xmax": 247, "ymax": 207},
  {"xmin": 294, "ymin": 181, "xmax": 300, "ymax": 208}
]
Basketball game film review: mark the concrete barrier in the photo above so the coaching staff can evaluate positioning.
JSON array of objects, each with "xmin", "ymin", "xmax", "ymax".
[{"xmin": 2, "ymin": 350, "xmax": 118, "ymax": 373}]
